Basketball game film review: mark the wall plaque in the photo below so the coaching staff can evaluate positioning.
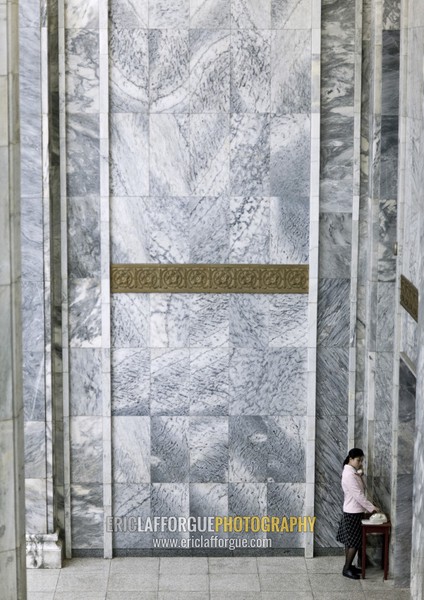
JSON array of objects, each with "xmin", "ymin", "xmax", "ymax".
[{"xmin": 400, "ymin": 274, "xmax": 419, "ymax": 322}]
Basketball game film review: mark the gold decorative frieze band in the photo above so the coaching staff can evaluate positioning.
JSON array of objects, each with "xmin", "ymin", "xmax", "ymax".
[
  {"xmin": 400, "ymin": 275, "xmax": 419, "ymax": 322},
  {"xmin": 111, "ymin": 264, "xmax": 309, "ymax": 294}
]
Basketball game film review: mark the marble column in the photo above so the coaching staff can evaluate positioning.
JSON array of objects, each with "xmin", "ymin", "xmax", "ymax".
[{"xmin": 0, "ymin": 0, "xmax": 27, "ymax": 596}]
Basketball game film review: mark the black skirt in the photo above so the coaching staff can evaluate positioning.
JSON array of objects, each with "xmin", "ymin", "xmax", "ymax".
[{"xmin": 336, "ymin": 512, "xmax": 363, "ymax": 549}]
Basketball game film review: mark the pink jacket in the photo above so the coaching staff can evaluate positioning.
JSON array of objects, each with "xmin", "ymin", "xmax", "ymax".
[{"xmin": 342, "ymin": 464, "xmax": 377, "ymax": 513}]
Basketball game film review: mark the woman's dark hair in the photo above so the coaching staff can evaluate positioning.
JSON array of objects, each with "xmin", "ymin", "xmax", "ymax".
[{"xmin": 343, "ymin": 447, "xmax": 364, "ymax": 467}]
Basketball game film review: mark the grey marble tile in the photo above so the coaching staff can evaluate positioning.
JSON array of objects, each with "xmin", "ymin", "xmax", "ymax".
[
  {"xmin": 373, "ymin": 419, "xmax": 393, "ymax": 479},
  {"xmin": 149, "ymin": 29, "xmax": 189, "ymax": 112},
  {"xmin": 397, "ymin": 422, "xmax": 415, "ymax": 476},
  {"xmin": 109, "ymin": 0, "xmax": 148, "ymax": 27},
  {"xmin": 68, "ymin": 197, "xmax": 100, "ymax": 278},
  {"xmin": 110, "ymin": 113, "xmax": 149, "ymax": 196},
  {"xmin": 317, "ymin": 278, "xmax": 350, "ymax": 347},
  {"xmin": 229, "ymin": 483, "xmax": 267, "ymax": 515},
  {"xmin": 150, "ymin": 114, "xmax": 191, "ymax": 196},
  {"xmin": 190, "ymin": 483, "xmax": 228, "ymax": 516},
  {"xmin": 267, "ymin": 483, "xmax": 305, "ymax": 547},
  {"xmin": 383, "ymin": 0, "xmax": 400, "ymax": 29},
  {"xmin": 21, "ymin": 197, "xmax": 43, "ymax": 282},
  {"xmin": 150, "ymin": 294, "xmax": 190, "ymax": 348},
  {"xmin": 22, "ymin": 281, "xmax": 45, "ymax": 353},
  {"xmin": 190, "ymin": 29, "xmax": 230, "ymax": 112},
  {"xmin": 66, "ymin": 0, "xmax": 99, "ymax": 27},
  {"xmin": 150, "ymin": 348, "xmax": 190, "ymax": 415},
  {"xmin": 380, "ymin": 116, "xmax": 399, "ymax": 199},
  {"xmin": 382, "ymin": 31, "xmax": 400, "ymax": 116},
  {"xmin": 229, "ymin": 348, "xmax": 268, "ymax": 415},
  {"xmin": 111, "ymin": 294, "xmax": 150, "ymax": 348},
  {"xmin": 229, "ymin": 197, "xmax": 270, "ymax": 263},
  {"xmin": 190, "ymin": 114, "xmax": 230, "ymax": 196},
  {"xmin": 267, "ymin": 417, "xmax": 305, "ymax": 483},
  {"xmin": 267, "ymin": 348, "xmax": 307, "ymax": 415},
  {"xmin": 376, "ymin": 282, "xmax": 395, "ymax": 351},
  {"xmin": 151, "ymin": 483, "xmax": 189, "ymax": 517},
  {"xmin": 229, "ymin": 416, "xmax": 268, "ymax": 482},
  {"xmin": 113, "ymin": 484, "xmax": 151, "ymax": 548},
  {"xmin": 149, "ymin": 0, "xmax": 189, "ymax": 27},
  {"xmin": 19, "ymin": 27, "xmax": 41, "ymax": 120},
  {"xmin": 229, "ymin": 295, "xmax": 268, "ymax": 348},
  {"xmin": 23, "ymin": 351, "xmax": 45, "ymax": 420},
  {"xmin": 399, "ymin": 359, "xmax": 416, "ymax": 423},
  {"xmin": 231, "ymin": 0, "xmax": 271, "ymax": 28},
  {"xmin": 149, "ymin": 197, "xmax": 190, "ymax": 263},
  {"xmin": 111, "ymin": 197, "xmax": 150, "ymax": 263},
  {"xmin": 230, "ymin": 114, "xmax": 270, "ymax": 196},
  {"xmin": 113, "ymin": 417, "xmax": 151, "ymax": 483},
  {"xmin": 111, "ymin": 349, "xmax": 150, "ymax": 416},
  {"xmin": 67, "ymin": 114, "xmax": 100, "ymax": 196},
  {"xmin": 19, "ymin": 0, "xmax": 40, "ymax": 27},
  {"xmin": 24, "ymin": 422, "xmax": 47, "ymax": 478},
  {"xmin": 269, "ymin": 295, "xmax": 308, "ymax": 347},
  {"xmin": 65, "ymin": 29, "xmax": 99, "ymax": 114},
  {"xmin": 71, "ymin": 484, "xmax": 103, "ymax": 549},
  {"xmin": 319, "ymin": 213, "xmax": 352, "ymax": 279},
  {"xmin": 316, "ymin": 348, "xmax": 349, "ymax": 418},
  {"xmin": 231, "ymin": 29, "xmax": 270, "ymax": 113},
  {"xmin": 69, "ymin": 279, "xmax": 101, "ymax": 348},
  {"xmin": 70, "ymin": 417, "xmax": 103, "ymax": 483},
  {"xmin": 270, "ymin": 196, "xmax": 309, "ymax": 264},
  {"xmin": 190, "ymin": 295, "xmax": 229, "ymax": 347},
  {"xmin": 189, "ymin": 417, "xmax": 228, "ymax": 482},
  {"xmin": 151, "ymin": 417, "xmax": 190, "ymax": 482},
  {"xmin": 270, "ymin": 114, "xmax": 310, "ymax": 199},
  {"xmin": 375, "ymin": 352, "xmax": 393, "ymax": 423},
  {"xmin": 272, "ymin": 0, "xmax": 311, "ymax": 28},
  {"xmin": 189, "ymin": 347, "xmax": 229, "ymax": 416},
  {"xmin": 70, "ymin": 349, "xmax": 102, "ymax": 415},
  {"xmin": 190, "ymin": 0, "xmax": 230, "ymax": 28},
  {"xmin": 110, "ymin": 28, "xmax": 148, "ymax": 112},
  {"xmin": 378, "ymin": 199, "xmax": 396, "ymax": 282},
  {"xmin": 271, "ymin": 30, "xmax": 311, "ymax": 114},
  {"xmin": 25, "ymin": 478, "xmax": 47, "ymax": 533},
  {"xmin": 188, "ymin": 196, "xmax": 229, "ymax": 263},
  {"xmin": 20, "ymin": 133, "xmax": 42, "ymax": 198},
  {"xmin": 321, "ymin": 32, "xmax": 354, "ymax": 109}
]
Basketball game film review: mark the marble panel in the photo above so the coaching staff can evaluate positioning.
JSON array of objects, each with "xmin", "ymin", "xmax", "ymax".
[
  {"xmin": 149, "ymin": 0, "xmax": 189, "ymax": 28},
  {"xmin": 399, "ymin": 359, "xmax": 416, "ymax": 423},
  {"xmin": 228, "ymin": 483, "xmax": 267, "ymax": 515},
  {"xmin": 109, "ymin": 0, "xmax": 148, "ymax": 28},
  {"xmin": 319, "ymin": 213, "xmax": 352, "ymax": 278},
  {"xmin": 269, "ymin": 196, "xmax": 309, "ymax": 264},
  {"xmin": 189, "ymin": 417, "xmax": 228, "ymax": 482},
  {"xmin": 19, "ymin": 27, "xmax": 41, "ymax": 118},
  {"xmin": 267, "ymin": 417, "xmax": 305, "ymax": 482},
  {"xmin": 65, "ymin": 29, "xmax": 99, "ymax": 114},
  {"xmin": 66, "ymin": 0, "xmax": 99, "ymax": 28},
  {"xmin": 22, "ymin": 281, "xmax": 45, "ymax": 353},
  {"xmin": 189, "ymin": 347, "xmax": 230, "ymax": 416},
  {"xmin": 190, "ymin": 295, "xmax": 229, "ymax": 347},
  {"xmin": 24, "ymin": 422, "xmax": 46, "ymax": 479},
  {"xmin": 190, "ymin": 114, "xmax": 229, "ymax": 196},
  {"xmin": 270, "ymin": 114, "xmax": 310, "ymax": 199},
  {"xmin": 19, "ymin": 0, "xmax": 40, "ymax": 27},
  {"xmin": 113, "ymin": 416, "xmax": 150, "ymax": 483},
  {"xmin": 267, "ymin": 348, "xmax": 307, "ymax": 415},
  {"xmin": 382, "ymin": 31, "xmax": 400, "ymax": 116},
  {"xmin": 111, "ymin": 294, "xmax": 150, "ymax": 348},
  {"xmin": 378, "ymin": 199, "xmax": 396, "ymax": 282},
  {"xmin": 229, "ymin": 416, "xmax": 268, "ymax": 482},
  {"xmin": 376, "ymin": 282, "xmax": 395, "ymax": 351},
  {"xmin": 375, "ymin": 352, "xmax": 394, "ymax": 423},
  {"xmin": 111, "ymin": 348, "xmax": 150, "ymax": 416},
  {"xmin": 320, "ymin": 37, "xmax": 354, "ymax": 109},
  {"xmin": 397, "ymin": 423, "xmax": 415, "ymax": 475},
  {"xmin": 151, "ymin": 483, "xmax": 189, "ymax": 516},
  {"xmin": 25, "ymin": 479, "xmax": 47, "ymax": 533},
  {"xmin": 149, "ymin": 197, "xmax": 190, "ymax": 262},
  {"xmin": 316, "ymin": 347, "xmax": 349, "ymax": 418},
  {"xmin": 110, "ymin": 113, "xmax": 149, "ymax": 196},
  {"xmin": 71, "ymin": 484, "xmax": 103, "ymax": 549},
  {"xmin": 113, "ymin": 484, "xmax": 151, "ymax": 548},
  {"xmin": 271, "ymin": 0, "xmax": 311, "ymax": 29},
  {"xmin": 394, "ymin": 474, "xmax": 413, "ymax": 587},
  {"xmin": 151, "ymin": 294, "xmax": 190, "ymax": 347},
  {"xmin": 229, "ymin": 348, "xmax": 268, "ymax": 415},
  {"xmin": 70, "ymin": 417, "xmax": 103, "ymax": 483},
  {"xmin": 150, "ymin": 114, "xmax": 191, "ymax": 196},
  {"xmin": 190, "ymin": 29, "xmax": 230, "ymax": 112},
  {"xmin": 380, "ymin": 116, "xmax": 399, "ymax": 199},
  {"xmin": 268, "ymin": 295, "xmax": 308, "ymax": 347},
  {"xmin": 190, "ymin": 483, "xmax": 228, "ymax": 516},
  {"xmin": 271, "ymin": 30, "xmax": 311, "ymax": 114},
  {"xmin": 231, "ymin": 0, "xmax": 271, "ymax": 28},
  {"xmin": 230, "ymin": 114, "xmax": 270, "ymax": 196},
  {"xmin": 229, "ymin": 197, "xmax": 270, "ymax": 263},
  {"xmin": 69, "ymin": 279, "xmax": 101, "ymax": 348},
  {"xmin": 229, "ymin": 296, "xmax": 268, "ymax": 349},
  {"xmin": 67, "ymin": 114, "xmax": 100, "ymax": 196},
  {"xmin": 70, "ymin": 349, "xmax": 102, "ymax": 416},
  {"xmin": 190, "ymin": 0, "xmax": 230, "ymax": 28},
  {"xmin": 149, "ymin": 29, "xmax": 189, "ymax": 112},
  {"xmin": 373, "ymin": 419, "xmax": 393, "ymax": 478},
  {"xmin": 151, "ymin": 417, "xmax": 189, "ymax": 483},
  {"xmin": 110, "ymin": 197, "xmax": 150, "ymax": 263},
  {"xmin": 68, "ymin": 197, "xmax": 100, "ymax": 278},
  {"xmin": 317, "ymin": 278, "xmax": 350, "ymax": 347},
  {"xmin": 383, "ymin": 0, "xmax": 400, "ymax": 29},
  {"xmin": 21, "ymin": 197, "xmax": 43, "ymax": 282},
  {"xmin": 23, "ymin": 351, "xmax": 45, "ymax": 421},
  {"xmin": 267, "ymin": 483, "xmax": 305, "ymax": 547},
  {"xmin": 20, "ymin": 133, "xmax": 42, "ymax": 198},
  {"xmin": 231, "ymin": 29, "xmax": 270, "ymax": 113},
  {"xmin": 109, "ymin": 28, "xmax": 148, "ymax": 112},
  {"xmin": 189, "ymin": 196, "xmax": 229, "ymax": 263},
  {"xmin": 150, "ymin": 348, "xmax": 190, "ymax": 415}
]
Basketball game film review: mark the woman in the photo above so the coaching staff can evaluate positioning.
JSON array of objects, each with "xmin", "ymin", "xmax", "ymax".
[{"xmin": 336, "ymin": 448, "xmax": 380, "ymax": 580}]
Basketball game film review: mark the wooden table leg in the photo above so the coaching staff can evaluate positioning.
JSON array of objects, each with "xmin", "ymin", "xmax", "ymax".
[
  {"xmin": 362, "ymin": 528, "xmax": 366, "ymax": 579},
  {"xmin": 383, "ymin": 530, "xmax": 389, "ymax": 580}
]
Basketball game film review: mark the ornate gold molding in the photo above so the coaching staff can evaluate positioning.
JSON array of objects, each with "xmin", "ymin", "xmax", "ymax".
[
  {"xmin": 111, "ymin": 264, "xmax": 309, "ymax": 294},
  {"xmin": 400, "ymin": 275, "xmax": 419, "ymax": 322}
]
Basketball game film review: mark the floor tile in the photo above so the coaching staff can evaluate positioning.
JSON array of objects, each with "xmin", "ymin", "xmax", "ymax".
[
  {"xmin": 108, "ymin": 571, "xmax": 158, "ymax": 592},
  {"xmin": 62, "ymin": 558, "xmax": 111, "ymax": 574},
  {"xmin": 110, "ymin": 557, "xmax": 159, "ymax": 574},
  {"xmin": 56, "ymin": 571, "xmax": 108, "ymax": 593},
  {"xmin": 107, "ymin": 593, "xmax": 158, "ymax": 600},
  {"xmin": 158, "ymin": 593, "xmax": 209, "ymax": 600},
  {"xmin": 158, "ymin": 573, "xmax": 209, "ymax": 592},
  {"xmin": 309, "ymin": 573, "xmax": 363, "ymax": 592},
  {"xmin": 27, "ymin": 593, "xmax": 55, "ymax": 600},
  {"xmin": 259, "ymin": 572, "xmax": 311, "ymax": 592},
  {"xmin": 27, "ymin": 569, "xmax": 61, "ymax": 592},
  {"xmin": 313, "ymin": 592, "xmax": 366, "ymax": 600},
  {"xmin": 305, "ymin": 556, "xmax": 343, "ymax": 573},
  {"xmin": 54, "ymin": 594, "xmax": 106, "ymax": 600},
  {"xmin": 257, "ymin": 556, "xmax": 307, "ymax": 574},
  {"xmin": 209, "ymin": 557, "xmax": 258, "ymax": 573},
  {"xmin": 210, "ymin": 572, "xmax": 261, "ymax": 592},
  {"xmin": 261, "ymin": 593, "xmax": 314, "ymax": 600},
  {"xmin": 160, "ymin": 557, "xmax": 208, "ymax": 575}
]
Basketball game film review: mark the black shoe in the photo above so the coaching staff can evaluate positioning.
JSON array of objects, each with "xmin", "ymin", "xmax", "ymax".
[
  {"xmin": 343, "ymin": 568, "xmax": 360, "ymax": 580},
  {"xmin": 351, "ymin": 565, "xmax": 362, "ymax": 574}
]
